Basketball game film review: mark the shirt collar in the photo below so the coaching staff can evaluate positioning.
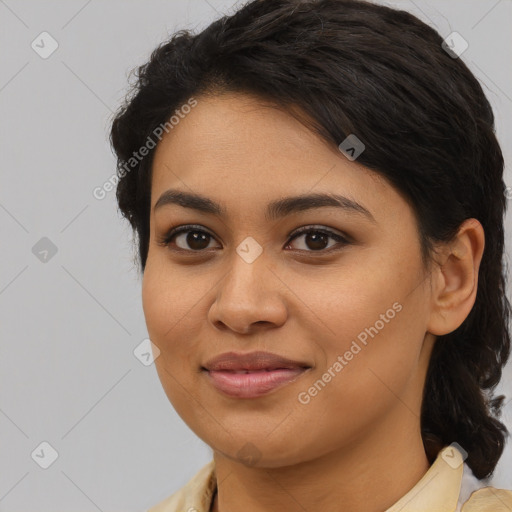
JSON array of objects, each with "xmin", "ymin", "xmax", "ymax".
[{"xmin": 385, "ymin": 444, "xmax": 464, "ymax": 512}]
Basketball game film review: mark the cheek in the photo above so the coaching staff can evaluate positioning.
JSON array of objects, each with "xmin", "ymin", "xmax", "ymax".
[
  {"xmin": 300, "ymin": 261, "xmax": 410, "ymax": 356},
  {"xmin": 142, "ymin": 263, "xmax": 197, "ymax": 365},
  {"xmin": 142, "ymin": 258, "xmax": 204, "ymax": 337},
  {"xmin": 142, "ymin": 269, "xmax": 171, "ymax": 343},
  {"xmin": 292, "ymin": 309, "xmax": 424, "ymax": 455},
  {"xmin": 142, "ymin": 266, "xmax": 206, "ymax": 418},
  {"xmin": 297, "ymin": 255, "xmax": 427, "ymax": 408}
]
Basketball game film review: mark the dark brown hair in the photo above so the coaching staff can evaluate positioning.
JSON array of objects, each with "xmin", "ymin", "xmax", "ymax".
[{"xmin": 109, "ymin": 0, "xmax": 511, "ymax": 479}]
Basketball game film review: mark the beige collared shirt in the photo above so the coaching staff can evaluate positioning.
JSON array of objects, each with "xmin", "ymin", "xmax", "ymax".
[{"xmin": 148, "ymin": 445, "xmax": 512, "ymax": 512}]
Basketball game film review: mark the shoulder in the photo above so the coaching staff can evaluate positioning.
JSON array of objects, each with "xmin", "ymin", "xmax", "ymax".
[
  {"xmin": 461, "ymin": 487, "xmax": 512, "ymax": 511},
  {"xmin": 147, "ymin": 460, "xmax": 216, "ymax": 512}
]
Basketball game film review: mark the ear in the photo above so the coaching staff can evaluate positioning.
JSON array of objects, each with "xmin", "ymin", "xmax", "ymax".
[{"xmin": 426, "ymin": 218, "xmax": 485, "ymax": 336}]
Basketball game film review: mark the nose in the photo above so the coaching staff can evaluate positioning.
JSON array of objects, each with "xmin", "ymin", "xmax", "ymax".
[{"xmin": 207, "ymin": 252, "xmax": 288, "ymax": 335}]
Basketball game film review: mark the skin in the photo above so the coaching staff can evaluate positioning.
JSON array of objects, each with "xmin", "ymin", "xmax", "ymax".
[{"xmin": 142, "ymin": 92, "xmax": 485, "ymax": 512}]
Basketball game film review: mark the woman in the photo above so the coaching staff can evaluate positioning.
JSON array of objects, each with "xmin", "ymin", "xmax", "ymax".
[{"xmin": 109, "ymin": 0, "xmax": 512, "ymax": 510}]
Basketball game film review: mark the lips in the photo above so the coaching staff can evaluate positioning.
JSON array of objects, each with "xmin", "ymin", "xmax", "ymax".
[
  {"xmin": 201, "ymin": 351, "xmax": 312, "ymax": 398},
  {"xmin": 201, "ymin": 350, "xmax": 311, "ymax": 372}
]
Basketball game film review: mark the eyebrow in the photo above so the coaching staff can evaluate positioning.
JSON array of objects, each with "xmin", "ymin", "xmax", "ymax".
[{"xmin": 153, "ymin": 189, "xmax": 376, "ymax": 223}]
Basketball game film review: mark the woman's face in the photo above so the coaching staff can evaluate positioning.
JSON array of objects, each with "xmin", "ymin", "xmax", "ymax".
[{"xmin": 142, "ymin": 92, "xmax": 436, "ymax": 467}]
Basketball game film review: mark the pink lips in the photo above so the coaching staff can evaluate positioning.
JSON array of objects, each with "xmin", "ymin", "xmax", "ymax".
[{"xmin": 202, "ymin": 351, "xmax": 311, "ymax": 398}]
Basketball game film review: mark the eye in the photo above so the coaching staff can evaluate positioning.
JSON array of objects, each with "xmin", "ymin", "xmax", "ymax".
[
  {"xmin": 284, "ymin": 226, "xmax": 350, "ymax": 253},
  {"xmin": 156, "ymin": 224, "xmax": 351, "ymax": 254},
  {"xmin": 156, "ymin": 225, "xmax": 220, "ymax": 252}
]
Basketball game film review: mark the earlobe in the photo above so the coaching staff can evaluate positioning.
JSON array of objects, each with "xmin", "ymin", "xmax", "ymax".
[{"xmin": 426, "ymin": 218, "xmax": 485, "ymax": 336}]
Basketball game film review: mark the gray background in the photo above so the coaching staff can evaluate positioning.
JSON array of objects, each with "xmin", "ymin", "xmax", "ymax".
[{"xmin": 1, "ymin": 0, "xmax": 511, "ymax": 510}]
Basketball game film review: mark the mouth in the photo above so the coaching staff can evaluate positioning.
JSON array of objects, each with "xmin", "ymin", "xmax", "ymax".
[
  {"xmin": 202, "ymin": 366, "xmax": 311, "ymax": 398},
  {"xmin": 202, "ymin": 350, "xmax": 311, "ymax": 372},
  {"xmin": 200, "ymin": 350, "xmax": 312, "ymax": 398}
]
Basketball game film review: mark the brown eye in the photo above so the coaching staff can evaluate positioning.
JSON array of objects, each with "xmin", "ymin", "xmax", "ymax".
[
  {"xmin": 177, "ymin": 231, "xmax": 213, "ymax": 250},
  {"xmin": 285, "ymin": 227, "xmax": 350, "ymax": 253},
  {"xmin": 157, "ymin": 224, "xmax": 350, "ymax": 255},
  {"xmin": 158, "ymin": 226, "xmax": 220, "ymax": 252}
]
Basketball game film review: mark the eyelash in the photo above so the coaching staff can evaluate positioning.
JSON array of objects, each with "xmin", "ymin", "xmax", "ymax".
[{"xmin": 156, "ymin": 224, "xmax": 351, "ymax": 255}]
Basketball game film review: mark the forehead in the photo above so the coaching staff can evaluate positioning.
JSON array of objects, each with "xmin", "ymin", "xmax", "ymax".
[{"xmin": 150, "ymin": 93, "xmax": 406, "ymax": 221}]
